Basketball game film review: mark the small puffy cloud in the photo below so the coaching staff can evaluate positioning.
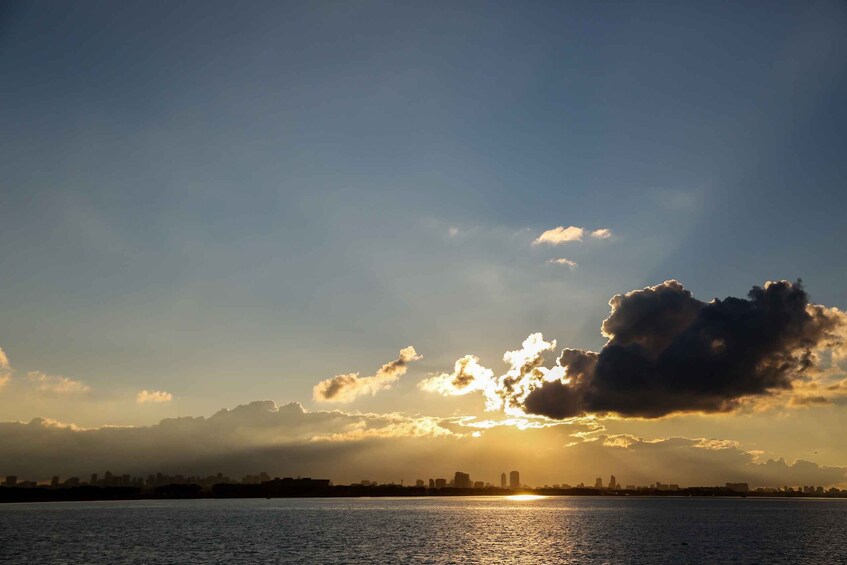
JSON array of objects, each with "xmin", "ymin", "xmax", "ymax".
[
  {"xmin": 27, "ymin": 371, "xmax": 90, "ymax": 395},
  {"xmin": 0, "ymin": 374, "xmax": 10, "ymax": 390},
  {"xmin": 448, "ymin": 227, "xmax": 459, "ymax": 237},
  {"xmin": 533, "ymin": 226, "xmax": 612, "ymax": 246},
  {"xmin": 314, "ymin": 346, "xmax": 422, "ymax": 403},
  {"xmin": 533, "ymin": 226, "xmax": 584, "ymax": 245},
  {"xmin": 0, "ymin": 346, "xmax": 9, "ymax": 370},
  {"xmin": 547, "ymin": 258, "xmax": 578, "ymax": 270},
  {"xmin": 137, "ymin": 390, "xmax": 173, "ymax": 404}
]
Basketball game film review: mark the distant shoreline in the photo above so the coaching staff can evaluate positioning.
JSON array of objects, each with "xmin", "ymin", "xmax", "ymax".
[{"xmin": 3, "ymin": 485, "xmax": 846, "ymax": 505}]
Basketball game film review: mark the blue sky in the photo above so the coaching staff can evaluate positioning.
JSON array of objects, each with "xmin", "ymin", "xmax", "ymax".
[{"xmin": 1, "ymin": 0, "xmax": 846, "ymax": 429}]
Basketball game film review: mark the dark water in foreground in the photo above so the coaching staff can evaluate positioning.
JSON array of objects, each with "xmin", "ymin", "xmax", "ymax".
[{"xmin": 1, "ymin": 496, "xmax": 845, "ymax": 564}]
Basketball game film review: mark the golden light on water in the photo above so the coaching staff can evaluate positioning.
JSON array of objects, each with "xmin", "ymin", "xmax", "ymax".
[{"xmin": 505, "ymin": 494, "xmax": 547, "ymax": 501}]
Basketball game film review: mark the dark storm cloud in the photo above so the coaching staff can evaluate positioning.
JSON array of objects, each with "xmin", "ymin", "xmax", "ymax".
[{"xmin": 523, "ymin": 280, "xmax": 847, "ymax": 419}]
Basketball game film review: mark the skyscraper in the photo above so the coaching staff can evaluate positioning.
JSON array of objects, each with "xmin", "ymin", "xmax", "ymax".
[
  {"xmin": 500, "ymin": 472, "xmax": 507, "ymax": 488},
  {"xmin": 509, "ymin": 471, "xmax": 520, "ymax": 489},
  {"xmin": 594, "ymin": 477, "xmax": 603, "ymax": 489},
  {"xmin": 454, "ymin": 471, "xmax": 472, "ymax": 489},
  {"xmin": 609, "ymin": 475, "xmax": 617, "ymax": 490}
]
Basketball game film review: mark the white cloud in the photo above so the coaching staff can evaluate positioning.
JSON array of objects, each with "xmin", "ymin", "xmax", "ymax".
[
  {"xmin": 0, "ymin": 346, "xmax": 9, "ymax": 370},
  {"xmin": 533, "ymin": 226, "xmax": 585, "ymax": 245},
  {"xmin": 547, "ymin": 258, "xmax": 578, "ymax": 270},
  {"xmin": 27, "ymin": 371, "xmax": 91, "ymax": 395},
  {"xmin": 137, "ymin": 390, "xmax": 173, "ymax": 404},
  {"xmin": 420, "ymin": 333, "xmax": 565, "ymax": 417},
  {"xmin": 533, "ymin": 226, "xmax": 612, "ymax": 245}
]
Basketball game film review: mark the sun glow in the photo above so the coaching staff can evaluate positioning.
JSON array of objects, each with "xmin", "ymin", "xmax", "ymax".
[{"xmin": 505, "ymin": 494, "xmax": 547, "ymax": 501}]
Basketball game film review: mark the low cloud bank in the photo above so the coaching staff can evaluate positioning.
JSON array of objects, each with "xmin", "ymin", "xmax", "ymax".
[{"xmin": 0, "ymin": 401, "xmax": 843, "ymax": 488}]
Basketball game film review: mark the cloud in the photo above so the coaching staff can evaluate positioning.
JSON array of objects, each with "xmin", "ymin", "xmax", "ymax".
[
  {"xmin": 0, "ymin": 402, "xmax": 843, "ymax": 489},
  {"xmin": 27, "ymin": 371, "xmax": 91, "ymax": 395},
  {"xmin": 533, "ymin": 226, "xmax": 612, "ymax": 246},
  {"xmin": 0, "ymin": 347, "xmax": 9, "ymax": 391},
  {"xmin": 314, "ymin": 346, "xmax": 422, "ymax": 403},
  {"xmin": 418, "ymin": 355, "xmax": 494, "ymax": 396},
  {"xmin": 137, "ymin": 390, "xmax": 173, "ymax": 404},
  {"xmin": 547, "ymin": 258, "xmax": 578, "ymax": 270},
  {"xmin": 448, "ymin": 226, "xmax": 459, "ymax": 237},
  {"xmin": 573, "ymin": 434, "xmax": 847, "ymax": 488},
  {"xmin": 0, "ymin": 401, "xmax": 463, "ymax": 480},
  {"xmin": 533, "ymin": 226, "xmax": 584, "ymax": 245},
  {"xmin": 529, "ymin": 280, "xmax": 846, "ymax": 418},
  {"xmin": 420, "ymin": 333, "xmax": 566, "ymax": 417},
  {"xmin": 424, "ymin": 280, "xmax": 847, "ymax": 419}
]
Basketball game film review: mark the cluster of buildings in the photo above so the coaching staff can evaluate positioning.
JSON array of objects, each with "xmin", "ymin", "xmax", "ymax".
[
  {"xmin": 1, "ymin": 471, "xmax": 283, "ymax": 491},
  {"xmin": 5, "ymin": 471, "xmax": 847, "ymax": 498},
  {"xmin": 360, "ymin": 471, "xmax": 523, "ymax": 490}
]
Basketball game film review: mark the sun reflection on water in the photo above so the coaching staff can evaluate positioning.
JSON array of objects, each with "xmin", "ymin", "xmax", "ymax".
[{"xmin": 505, "ymin": 494, "xmax": 547, "ymax": 501}]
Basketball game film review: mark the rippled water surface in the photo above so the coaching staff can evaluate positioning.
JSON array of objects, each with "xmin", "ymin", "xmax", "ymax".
[{"xmin": 1, "ymin": 496, "xmax": 846, "ymax": 564}]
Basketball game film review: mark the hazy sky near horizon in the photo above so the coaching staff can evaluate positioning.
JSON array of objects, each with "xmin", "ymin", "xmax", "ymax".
[{"xmin": 2, "ymin": 1, "xmax": 847, "ymax": 485}]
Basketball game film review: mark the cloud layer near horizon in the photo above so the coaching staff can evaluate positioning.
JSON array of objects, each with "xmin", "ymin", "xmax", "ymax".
[
  {"xmin": 0, "ymin": 400, "xmax": 844, "ymax": 489},
  {"xmin": 423, "ymin": 280, "xmax": 847, "ymax": 419}
]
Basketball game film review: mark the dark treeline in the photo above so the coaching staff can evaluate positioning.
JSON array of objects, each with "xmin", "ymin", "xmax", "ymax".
[{"xmin": 4, "ymin": 480, "xmax": 847, "ymax": 504}]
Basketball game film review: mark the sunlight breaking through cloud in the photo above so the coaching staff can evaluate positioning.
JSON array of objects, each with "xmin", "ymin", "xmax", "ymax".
[{"xmin": 421, "ymin": 280, "xmax": 847, "ymax": 420}]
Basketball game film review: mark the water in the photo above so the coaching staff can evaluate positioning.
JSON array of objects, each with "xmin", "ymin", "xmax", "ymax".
[{"xmin": 1, "ymin": 496, "xmax": 845, "ymax": 564}]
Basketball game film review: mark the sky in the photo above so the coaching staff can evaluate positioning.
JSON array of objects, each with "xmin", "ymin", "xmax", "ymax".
[{"xmin": 1, "ymin": 0, "xmax": 847, "ymax": 488}]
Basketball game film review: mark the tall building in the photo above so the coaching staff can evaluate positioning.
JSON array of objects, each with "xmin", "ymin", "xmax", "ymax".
[
  {"xmin": 725, "ymin": 482, "xmax": 749, "ymax": 493},
  {"xmin": 435, "ymin": 478, "xmax": 447, "ymax": 489},
  {"xmin": 509, "ymin": 471, "xmax": 520, "ymax": 489},
  {"xmin": 428, "ymin": 478, "xmax": 435, "ymax": 489},
  {"xmin": 500, "ymin": 472, "xmax": 507, "ymax": 488},
  {"xmin": 2, "ymin": 475, "xmax": 16, "ymax": 487},
  {"xmin": 594, "ymin": 477, "xmax": 603, "ymax": 489},
  {"xmin": 609, "ymin": 475, "xmax": 617, "ymax": 490},
  {"xmin": 454, "ymin": 472, "xmax": 472, "ymax": 489},
  {"xmin": 415, "ymin": 479, "xmax": 425, "ymax": 488}
]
